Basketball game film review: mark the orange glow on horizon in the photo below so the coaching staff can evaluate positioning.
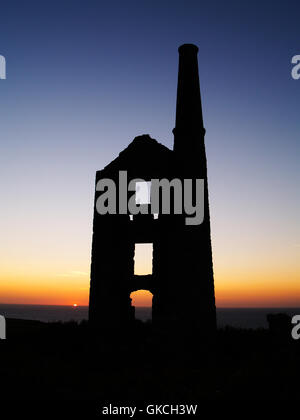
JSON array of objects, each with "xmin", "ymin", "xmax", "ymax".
[
  {"xmin": 0, "ymin": 249, "xmax": 299, "ymax": 307},
  {"xmin": 1, "ymin": 276, "xmax": 300, "ymax": 307}
]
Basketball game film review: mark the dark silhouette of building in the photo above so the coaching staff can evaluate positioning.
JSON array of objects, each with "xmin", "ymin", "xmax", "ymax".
[
  {"xmin": 267, "ymin": 313, "xmax": 292, "ymax": 339},
  {"xmin": 89, "ymin": 44, "xmax": 216, "ymax": 334}
]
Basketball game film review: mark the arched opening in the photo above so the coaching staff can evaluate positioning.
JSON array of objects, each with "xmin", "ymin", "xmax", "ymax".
[{"xmin": 130, "ymin": 289, "xmax": 153, "ymax": 322}]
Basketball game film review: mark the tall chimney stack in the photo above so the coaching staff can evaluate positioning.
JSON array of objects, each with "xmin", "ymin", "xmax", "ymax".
[
  {"xmin": 173, "ymin": 44, "xmax": 206, "ymax": 171},
  {"xmin": 172, "ymin": 44, "xmax": 216, "ymax": 336}
]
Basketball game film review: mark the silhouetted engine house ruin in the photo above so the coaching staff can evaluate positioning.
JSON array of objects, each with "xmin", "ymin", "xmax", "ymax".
[{"xmin": 89, "ymin": 44, "xmax": 216, "ymax": 333}]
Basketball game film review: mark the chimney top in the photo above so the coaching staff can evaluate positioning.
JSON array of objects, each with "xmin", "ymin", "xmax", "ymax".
[{"xmin": 178, "ymin": 44, "xmax": 198, "ymax": 55}]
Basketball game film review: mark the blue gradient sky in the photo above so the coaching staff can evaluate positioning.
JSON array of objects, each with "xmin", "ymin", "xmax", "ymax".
[{"xmin": 0, "ymin": 0, "xmax": 299, "ymax": 306}]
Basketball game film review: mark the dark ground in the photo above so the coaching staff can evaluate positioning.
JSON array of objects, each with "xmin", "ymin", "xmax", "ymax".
[{"xmin": 0, "ymin": 318, "xmax": 299, "ymax": 414}]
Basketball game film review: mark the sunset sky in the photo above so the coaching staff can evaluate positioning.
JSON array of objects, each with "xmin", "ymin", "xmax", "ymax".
[{"xmin": 0, "ymin": 0, "xmax": 299, "ymax": 307}]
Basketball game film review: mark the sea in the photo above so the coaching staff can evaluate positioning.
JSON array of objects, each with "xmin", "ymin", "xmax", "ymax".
[{"xmin": 0, "ymin": 304, "xmax": 299, "ymax": 329}]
